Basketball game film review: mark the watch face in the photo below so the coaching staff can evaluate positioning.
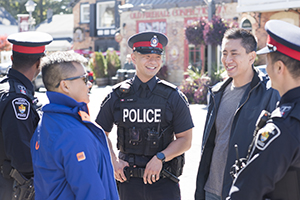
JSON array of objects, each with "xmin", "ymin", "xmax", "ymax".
[{"xmin": 157, "ymin": 152, "xmax": 165, "ymax": 160}]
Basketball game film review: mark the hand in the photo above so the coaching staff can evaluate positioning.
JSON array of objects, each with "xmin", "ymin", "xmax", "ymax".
[
  {"xmin": 113, "ymin": 158, "xmax": 129, "ymax": 182},
  {"xmin": 143, "ymin": 155, "xmax": 163, "ymax": 184}
]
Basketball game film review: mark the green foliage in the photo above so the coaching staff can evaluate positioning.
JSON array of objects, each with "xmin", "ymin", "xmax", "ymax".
[
  {"xmin": 0, "ymin": 0, "xmax": 72, "ymax": 26},
  {"xmin": 91, "ymin": 52, "xmax": 107, "ymax": 78},
  {"xmin": 106, "ymin": 50, "xmax": 121, "ymax": 77},
  {"xmin": 180, "ymin": 67, "xmax": 224, "ymax": 104}
]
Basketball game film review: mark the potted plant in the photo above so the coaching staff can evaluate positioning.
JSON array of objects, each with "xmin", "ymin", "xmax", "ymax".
[{"xmin": 90, "ymin": 52, "xmax": 108, "ymax": 86}]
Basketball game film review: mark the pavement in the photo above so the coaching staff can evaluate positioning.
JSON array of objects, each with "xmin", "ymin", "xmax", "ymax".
[{"xmin": 36, "ymin": 85, "xmax": 208, "ymax": 200}]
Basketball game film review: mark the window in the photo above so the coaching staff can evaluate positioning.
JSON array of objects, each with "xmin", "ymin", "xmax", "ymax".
[
  {"xmin": 188, "ymin": 44, "xmax": 202, "ymax": 71},
  {"xmin": 137, "ymin": 20, "xmax": 166, "ymax": 34},
  {"xmin": 96, "ymin": 1, "xmax": 115, "ymax": 29},
  {"xmin": 80, "ymin": 4, "xmax": 90, "ymax": 23}
]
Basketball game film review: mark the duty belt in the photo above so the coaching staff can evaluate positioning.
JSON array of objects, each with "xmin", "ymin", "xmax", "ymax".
[{"xmin": 123, "ymin": 166, "xmax": 179, "ymax": 183}]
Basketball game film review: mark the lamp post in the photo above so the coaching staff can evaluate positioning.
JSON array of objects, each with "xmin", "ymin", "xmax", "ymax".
[
  {"xmin": 25, "ymin": 0, "xmax": 37, "ymax": 31},
  {"xmin": 207, "ymin": 0, "xmax": 215, "ymax": 77}
]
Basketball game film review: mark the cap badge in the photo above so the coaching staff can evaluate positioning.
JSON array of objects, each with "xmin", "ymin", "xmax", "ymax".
[
  {"xmin": 150, "ymin": 35, "xmax": 159, "ymax": 47},
  {"xmin": 267, "ymin": 43, "xmax": 277, "ymax": 52}
]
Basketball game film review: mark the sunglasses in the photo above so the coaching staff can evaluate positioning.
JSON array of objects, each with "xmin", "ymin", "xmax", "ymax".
[{"xmin": 55, "ymin": 74, "xmax": 89, "ymax": 88}]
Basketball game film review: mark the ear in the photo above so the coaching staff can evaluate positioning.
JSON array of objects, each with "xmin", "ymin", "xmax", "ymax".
[
  {"xmin": 131, "ymin": 53, "xmax": 137, "ymax": 64},
  {"xmin": 249, "ymin": 51, "xmax": 256, "ymax": 64},
  {"xmin": 274, "ymin": 60, "xmax": 285, "ymax": 75},
  {"xmin": 10, "ymin": 55, "xmax": 13, "ymax": 61},
  {"xmin": 60, "ymin": 80, "xmax": 70, "ymax": 94},
  {"xmin": 35, "ymin": 59, "xmax": 41, "ymax": 69}
]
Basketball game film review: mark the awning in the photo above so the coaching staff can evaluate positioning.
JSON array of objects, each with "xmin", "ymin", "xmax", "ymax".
[{"xmin": 46, "ymin": 40, "xmax": 72, "ymax": 52}]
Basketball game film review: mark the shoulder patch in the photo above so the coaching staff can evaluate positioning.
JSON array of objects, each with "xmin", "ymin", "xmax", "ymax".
[
  {"xmin": 255, "ymin": 123, "xmax": 281, "ymax": 151},
  {"xmin": 12, "ymin": 98, "xmax": 30, "ymax": 120}
]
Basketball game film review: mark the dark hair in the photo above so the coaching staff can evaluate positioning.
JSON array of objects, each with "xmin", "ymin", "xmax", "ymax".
[
  {"xmin": 12, "ymin": 53, "xmax": 43, "ymax": 69},
  {"xmin": 41, "ymin": 51, "xmax": 87, "ymax": 91},
  {"xmin": 223, "ymin": 28, "xmax": 257, "ymax": 53},
  {"xmin": 269, "ymin": 51, "xmax": 300, "ymax": 79}
]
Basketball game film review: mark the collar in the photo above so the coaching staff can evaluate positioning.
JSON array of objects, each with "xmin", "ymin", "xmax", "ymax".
[
  {"xmin": 45, "ymin": 91, "xmax": 89, "ymax": 115},
  {"xmin": 211, "ymin": 67, "xmax": 263, "ymax": 93},
  {"xmin": 132, "ymin": 75, "xmax": 158, "ymax": 92},
  {"xmin": 8, "ymin": 68, "xmax": 34, "ymax": 92},
  {"xmin": 279, "ymin": 87, "xmax": 300, "ymax": 106}
]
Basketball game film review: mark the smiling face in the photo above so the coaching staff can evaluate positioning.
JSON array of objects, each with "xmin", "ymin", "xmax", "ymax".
[
  {"xmin": 131, "ymin": 52, "xmax": 162, "ymax": 82},
  {"xmin": 221, "ymin": 38, "xmax": 255, "ymax": 86},
  {"xmin": 63, "ymin": 62, "xmax": 91, "ymax": 104}
]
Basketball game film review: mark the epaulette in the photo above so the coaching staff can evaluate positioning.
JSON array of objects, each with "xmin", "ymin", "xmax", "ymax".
[
  {"xmin": 157, "ymin": 80, "xmax": 177, "ymax": 90},
  {"xmin": 271, "ymin": 103, "xmax": 294, "ymax": 119},
  {"xmin": 153, "ymin": 80, "xmax": 177, "ymax": 99}
]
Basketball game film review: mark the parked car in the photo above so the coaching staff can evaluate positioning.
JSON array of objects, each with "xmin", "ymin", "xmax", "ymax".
[
  {"xmin": 32, "ymin": 72, "xmax": 44, "ymax": 91},
  {"xmin": 0, "ymin": 62, "xmax": 12, "ymax": 76}
]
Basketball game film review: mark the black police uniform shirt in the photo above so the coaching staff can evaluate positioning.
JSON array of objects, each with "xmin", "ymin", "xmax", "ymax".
[
  {"xmin": 96, "ymin": 75, "xmax": 194, "ymax": 151},
  {"xmin": 0, "ymin": 68, "xmax": 40, "ymax": 176},
  {"xmin": 229, "ymin": 86, "xmax": 300, "ymax": 200}
]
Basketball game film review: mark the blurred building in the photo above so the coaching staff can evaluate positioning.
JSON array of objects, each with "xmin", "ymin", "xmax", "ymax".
[
  {"xmin": 237, "ymin": 0, "xmax": 300, "ymax": 65},
  {"xmin": 36, "ymin": 13, "xmax": 73, "ymax": 52},
  {"xmin": 0, "ymin": 7, "xmax": 18, "ymax": 35},
  {"xmin": 69, "ymin": 0, "xmax": 239, "ymax": 85}
]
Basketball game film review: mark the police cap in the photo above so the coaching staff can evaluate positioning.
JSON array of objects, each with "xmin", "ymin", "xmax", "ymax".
[
  {"xmin": 128, "ymin": 31, "xmax": 168, "ymax": 55},
  {"xmin": 257, "ymin": 20, "xmax": 300, "ymax": 61},
  {"xmin": 8, "ymin": 31, "xmax": 53, "ymax": 55}
]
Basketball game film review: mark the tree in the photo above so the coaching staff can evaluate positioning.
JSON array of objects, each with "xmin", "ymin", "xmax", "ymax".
[
  {"xmin": 0, "ymin": 35, "xmax": 11, "ymax": 51},
  {"xmin": 0, "ymin": 0, "xmax": 72, "ymax": 26}
]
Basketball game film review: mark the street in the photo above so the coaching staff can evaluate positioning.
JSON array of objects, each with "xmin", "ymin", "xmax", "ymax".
[{"xmin": 35, "ymin": 85, "xmax": 207, "ymax": 200}]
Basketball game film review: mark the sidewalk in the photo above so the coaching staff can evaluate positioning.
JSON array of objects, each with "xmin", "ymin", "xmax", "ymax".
[{"xmin": 180, "ymin": 104, "xmax": 207, "ymax": 200}]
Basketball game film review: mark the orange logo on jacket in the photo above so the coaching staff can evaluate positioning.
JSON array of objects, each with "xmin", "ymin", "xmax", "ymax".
[
  {"xmin": 77, "ymin": 152, "xmax": 86, "ymax": 162},
  {"xmin": 35, "ymin": 141, "xmax": 40, "ymax": 150}
]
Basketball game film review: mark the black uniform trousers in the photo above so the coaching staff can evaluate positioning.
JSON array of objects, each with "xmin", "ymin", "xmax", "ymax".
[
  {"xmin": 0, "ymin": 175, "xmax": 13, "ymax": 200},
  {"xmin": 118, "ymin": 177, "xmax": 180, "ymax": 200}
]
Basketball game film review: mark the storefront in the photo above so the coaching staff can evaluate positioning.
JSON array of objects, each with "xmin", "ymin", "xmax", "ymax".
[{"xmin": 118, "ymin": 3, "xmax": 238, "ymax": 85}]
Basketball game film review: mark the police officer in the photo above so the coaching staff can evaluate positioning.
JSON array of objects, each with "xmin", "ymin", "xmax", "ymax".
[
  {"xmin": 96, "ymin": 31, "xmax": 194, "ymax": 200},
  {"xmin": 0, "ymin": 31, "xmax": 52, "ymax": 199},
  {"xmin": 228, "ymin": 20, "xmax": 300, "ymax": 200}
]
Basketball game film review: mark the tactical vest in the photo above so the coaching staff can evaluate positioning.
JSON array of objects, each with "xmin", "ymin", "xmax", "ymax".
[{"xmin": 115, "ymin": 80, "xmax": 176, "ymax": 158}]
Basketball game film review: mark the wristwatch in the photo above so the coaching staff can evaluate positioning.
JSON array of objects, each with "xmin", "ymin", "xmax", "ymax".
[{"xmin": 156, "ymin": 152, "xmax": 165, "ymax": 163}]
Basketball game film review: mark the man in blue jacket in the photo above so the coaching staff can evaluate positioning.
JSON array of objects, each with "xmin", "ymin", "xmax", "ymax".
[
  {"xmin": 195, "ymin": 28, "xmax": 280, "ymax": 200},
  {"xmin": 30, "ymin": 51, "xmax": 119, "ymax": 200}
]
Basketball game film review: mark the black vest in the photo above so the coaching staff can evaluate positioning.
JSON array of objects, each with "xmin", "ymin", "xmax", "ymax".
[{"xmin": 115, "ymin": 80, "xmax": 176, "ymax": 158}]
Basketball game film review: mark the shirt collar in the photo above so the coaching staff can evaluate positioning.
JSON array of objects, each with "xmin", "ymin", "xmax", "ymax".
[
  {"xmin": 279, "ymin": 86, "xmax": 300, "ymax": 106},
  {"xmin": 132, "ymin": 75, "xmax": 158, "ymax": 92},
  {"xmin": 8, "ymin": 68, "xmax": 34, "ymax": 92}
]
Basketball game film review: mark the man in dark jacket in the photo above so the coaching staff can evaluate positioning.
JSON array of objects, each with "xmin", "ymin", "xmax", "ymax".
[
  {"xmin": 194, "ymin": 28, "xmax": 280, "ymax": 200},
  {"xmin": 0, "ymin": 31, "xmax": 52, "ymax": 200},
  {"xmin": 228, "ymin": 19, "xmax": 300, "ymax": 200}
]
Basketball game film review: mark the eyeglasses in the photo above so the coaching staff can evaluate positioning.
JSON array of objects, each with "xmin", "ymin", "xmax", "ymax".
[{"xmin": 55, "ymin": 74, "xmax": 89, "ymax": 88}]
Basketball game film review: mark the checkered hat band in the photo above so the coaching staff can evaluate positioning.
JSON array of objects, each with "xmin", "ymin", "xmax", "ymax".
[
  {"xmin": 267, "ymin": 35, "xmax": 300, "ymax": 61},
  {"xmin": 133, "ymin": 41, "xmax": 163, "ymax": 49},
  {"xmin": 13, "ymin": 44, "xmax": 45, "ymax": 54}
]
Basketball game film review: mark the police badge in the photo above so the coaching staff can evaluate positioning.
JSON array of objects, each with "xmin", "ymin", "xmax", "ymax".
[{"xmin": 150, "ymin": 35, "xmax": 159, "ymax": 47}]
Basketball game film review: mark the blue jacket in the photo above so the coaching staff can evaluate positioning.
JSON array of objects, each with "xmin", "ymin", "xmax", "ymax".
[
  {"xmin": 195, "ymin": 68, "xmax": 280, "ymax": 200},
  {"xmin": 30, "ymin": 92, "xmax": 119, "ymax": 200}
]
